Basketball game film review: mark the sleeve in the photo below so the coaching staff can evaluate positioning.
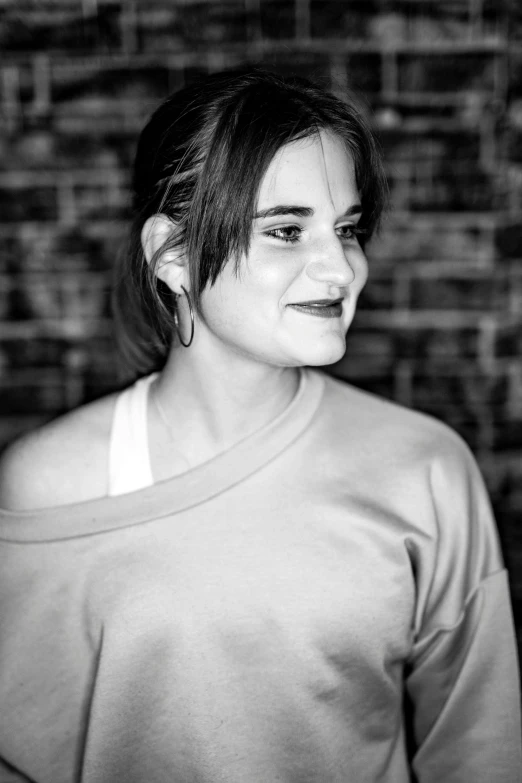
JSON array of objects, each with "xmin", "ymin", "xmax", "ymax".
[
  {"xmin": 405, "ymin": 438, "xmax": 522, "ymax": 783},
  {"xmin": 0, "ymin": 759, "xmax": 35, "ymax": 783}
]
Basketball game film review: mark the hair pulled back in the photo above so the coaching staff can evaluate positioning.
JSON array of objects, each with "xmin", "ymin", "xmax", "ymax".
[{"xmin": 112, "ymin": 67, "xmax": 388, "ymax": 378}]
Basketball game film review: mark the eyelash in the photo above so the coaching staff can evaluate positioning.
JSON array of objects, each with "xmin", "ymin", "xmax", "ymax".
[{"xmin": 265, "ymin": 225, "xmax": 366, "ymax": 244}]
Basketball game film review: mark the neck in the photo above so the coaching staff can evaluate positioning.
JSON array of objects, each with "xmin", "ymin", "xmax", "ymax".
[{"xmin": 153, "ymin": 339, "xmax": 301, "ymax": 455}]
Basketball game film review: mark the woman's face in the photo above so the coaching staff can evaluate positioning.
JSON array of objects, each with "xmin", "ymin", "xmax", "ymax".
[{"xmin": 198, "ymin": 130, "xmax": 368, "ymax": 368}]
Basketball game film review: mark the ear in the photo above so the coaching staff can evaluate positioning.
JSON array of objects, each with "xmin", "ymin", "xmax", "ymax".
[{"xmin": 141, "ymin": 213, "xmax": 188, "ymax": 294}]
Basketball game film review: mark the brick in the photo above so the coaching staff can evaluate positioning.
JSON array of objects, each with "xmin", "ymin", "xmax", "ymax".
[
  {"xmin": 357, "ymin": 273, "xmax": 395, "ymax": 310},
  {"xmin": 0, "ymin": 371, "xmax": 69, "ymax": 414},
  {"xmin": 408, "ymin": 165, "xmax": 495, "ymax": 212},
  {"xmin": 345, "ymin": 52, "xmax": 381, "ymax": 94},
  {"xmin": 488, "ymin": 369, "xmax": 522, "ymax": 414},
  {"xmin": 182, "ymin": 2, "xmax": 248, "ymax": 47},
  {"xmin": 497, "ymin": 513, "xmax": 522, "ymax": 567},
  {"xmin": 507, "ymin": 99, "xmax": 522, "ymax": 136},
  {"xmin": 0, "ymin": 4, "xmax": 123, "ymax": 54},
  {"xmin": 136, "ymin": 4, "xmax": 183, "ymax": 52},
  {"xmin": 398, "ymin": 53, "xmax": 497, "ymax": 94},
  {"xmin": 259, "ymin": 0, "xmax": 296, "ymax": 40},
  {"xmin": 395, "ymin": 0, "xmax": 471, "ymax": 13},
  {"xmin": 495, "ymin": 222, "xmax": 522, "ymax": 259},
  {"xmin": 382, "ymin": 130, "xmax": 481, "ymax": 163},
  {"xmin": 0, "ymin": 279, "xmax": 11, "ymax": 320},
  {"xmin": 493, "ymin": 420, "xmax": 522, "ymax": 452},
  {"xmin": 377, "ymin": 98, "xmax": 485, "ymax": 127},
  {"xmin": 395, "ymin": 326, "xmax": 481, "ymax": 360},
  {"xmin": 344, "ymin": 328, "xmax": 396, "ymax": 366},
  {"xmin": 495, "ymin": 324, "xmax": 522, "ymax": 358},
  {"xmin": 3, "ymin": 129, "xmax": 56, "ymax": 171},
  {"xmin": 55, "ymin": 132, "xmax": 123, "ymax": 171},
  {"xmin": 508, "ymin": 129, "xmax": 522, "ymax": 163},
  {"xmin": 52, "ymin": 63, "xmax": 171, "ymax": 112},
  {"xmin": 2, "ymin": 61, "xmax": 39, "ymax": 124},
  {"xmin": 73, "ymin": 182, "xmax": 130, "ymax": 222},
  {"xmin": 369, "ymin": 218, "xmax": 494, "ymax": 265},
  {"xmin": 310, "ymin": 1, "xmax": 370, "ymax": 40},
  {"xmin": 258, "ymin": 52, "xmax": 331, "ymax": 85},
  {"xmin": 410, "ymin": 363, "xmax": 498, "ymax": 415},
  {"xmin": 407, "ymin": 18, "xmax": 471, "ymax": 45},
  {"xmin": 14, "ymin": 273, "xmax": 109, "ymax": 321},
  {"xmin": 508, "ymin": 53, "xmax": 522, "ymax": 98},
  {"xmin": 13, "ymin": 225, "xmax": 114, "ymax": 273},
  {"xmin": 53, "ymin": 107, "xmax": 139, "ymax": 136},
  {"xmin": 181, "ymin": 63, "xmax": 213, "ymax": 86},
  {"xmin": 409, "ymin": 272, "xmax": 504, "ymax": 311},
  {"xmin": 482, "ymin": 0, "xmax": 509, "ymax": 31},
  {"xmin": 0, "ymin": 185, "xmax": 58, "ymax": 221},
  {"xmin": 512, "ymin": 4, "xmax": 522, "ymax": 42},
  {"xmin": 1, "ymin": 337, "xmax": 73, "ymax": 369},
  {"xmin": 493, "ymin": 463, "xmax": 522, "ymax": 533},
  {"xmin": 401, "ymin": 0, "xmax": 506, "ymax": 43},
  {"xmin": 0, "ymin": 236, "xmax": 18, "ymax": 273},
  {"xmin": 504, "ymin": 165, "xmax": 522, "ymax": 215},
  {"xmin": 4, "ymin": 127, "xmax": 121, "ymax": 176}
]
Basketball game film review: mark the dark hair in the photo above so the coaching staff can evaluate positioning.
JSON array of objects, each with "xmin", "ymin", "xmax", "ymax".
[{"xmin": 112, "ymin": 67, "xmax": 388, "ymax": 378}]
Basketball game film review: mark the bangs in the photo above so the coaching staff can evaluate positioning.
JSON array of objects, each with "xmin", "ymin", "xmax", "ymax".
[
  {"xmin": 185, "ymin": 76, "xmax": 386, "ymax": 300},
  {"xmin": 186, "ymin": 82, "xmax": 321, "ymax": 296}
]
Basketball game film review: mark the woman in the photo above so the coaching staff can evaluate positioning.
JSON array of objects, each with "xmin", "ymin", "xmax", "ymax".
[{"xmin": 0, "ymin": 68, "xmax": 520, "ymax": 782}]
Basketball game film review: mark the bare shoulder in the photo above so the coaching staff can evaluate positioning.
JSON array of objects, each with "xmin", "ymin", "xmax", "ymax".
[{"xmin": 0, "ymin": 392, "xmax": 119, "ymax": 511}]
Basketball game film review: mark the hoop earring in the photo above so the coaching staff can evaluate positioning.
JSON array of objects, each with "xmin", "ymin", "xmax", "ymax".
[{"xmin": 174, "ymin": 285, "xmax": 195, "ymax": 348}]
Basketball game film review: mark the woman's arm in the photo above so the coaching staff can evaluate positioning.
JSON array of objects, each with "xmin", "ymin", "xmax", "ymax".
[{"xmin": 405, "ymin": 441, "xmax": 521, "ymax": 781}]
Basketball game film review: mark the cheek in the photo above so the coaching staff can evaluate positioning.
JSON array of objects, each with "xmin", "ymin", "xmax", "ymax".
[
  {"xmin": 245, "ymin": 248, "xmax": 304, "ymax": 300},
  {"xmin": 235, "ymin": 251, "xmax": 302, "ymax": 307},
  {"xmin": 199, "ymin": 283, "xmax": 243, "ymax": 332},
  {"xmin": 199, "ymin": 265, "xmax": 272, "ymax": 334},
  {"xmin": 199, "ymin": 247, "xmax": 303, "ymax": 333}
]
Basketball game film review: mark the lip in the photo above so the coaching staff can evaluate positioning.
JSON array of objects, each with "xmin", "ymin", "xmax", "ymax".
[
  {"xmin": 287, "ymin": 298, "xmax": 344, "ymax": 319},
  {"xmin": 291, "ymin": 298, "xmax": 343, "ymax": 306}
]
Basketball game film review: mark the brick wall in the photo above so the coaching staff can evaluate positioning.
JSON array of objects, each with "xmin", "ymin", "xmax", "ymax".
[{"xmin": 1, "ymin": 0, "xmax": 521, "ymax": 643}]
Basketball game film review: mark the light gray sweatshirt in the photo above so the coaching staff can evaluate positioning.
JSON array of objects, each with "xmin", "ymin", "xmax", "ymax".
[{"xmin": 0, "ymin": 370, "xmax": 520, "ymax": 782}]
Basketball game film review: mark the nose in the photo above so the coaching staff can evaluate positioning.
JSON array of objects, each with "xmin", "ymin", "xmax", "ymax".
[{"xmin": 305, "ymin": 236, "xmax": 360, "ymax": 287}]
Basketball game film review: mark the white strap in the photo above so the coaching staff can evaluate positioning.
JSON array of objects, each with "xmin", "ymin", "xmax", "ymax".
[{"xmin": 107, "ymin": 374, "xmax": 157, "ymax": 496}]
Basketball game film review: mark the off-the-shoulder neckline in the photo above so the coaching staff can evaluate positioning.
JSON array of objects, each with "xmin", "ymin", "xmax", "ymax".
[{"xmin": 0, "ymin": 368, "xmax": 325, "ymax": 543}]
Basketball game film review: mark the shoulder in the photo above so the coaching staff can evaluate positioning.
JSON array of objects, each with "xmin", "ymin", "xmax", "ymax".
[
  {"xmin": 317, "ymin": 372, "xmax": 502, "ymax": 557},
  {"xmin": 315, "ymin": 370, "xmax": 485, "ymax": 501},
  {"xmin": 0, "ymin": 391, "xmax": 119, "ymax": 511},
  {"xmin": 319, "ymin": 370, "xmax": 465, "ymax": 459}
]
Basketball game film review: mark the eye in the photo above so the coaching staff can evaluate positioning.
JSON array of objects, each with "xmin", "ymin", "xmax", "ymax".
[
  {"xmin": 265, "ymin": 225, "xmax": 302, "ymax": 244},
  {"xmin": 336, "ymin": 224, "xmax": 366, "ymax": 242}
]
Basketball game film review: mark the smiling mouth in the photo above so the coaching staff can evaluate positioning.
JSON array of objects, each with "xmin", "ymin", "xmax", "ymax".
[{"xmin": 287, "ymin": 298, "xmax": 344, "ymax": 319}]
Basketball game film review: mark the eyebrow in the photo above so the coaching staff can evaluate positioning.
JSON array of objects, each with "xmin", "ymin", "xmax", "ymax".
[{"xmin": 253, "ymin": 204, "xmax": 363, "ymax": 220}]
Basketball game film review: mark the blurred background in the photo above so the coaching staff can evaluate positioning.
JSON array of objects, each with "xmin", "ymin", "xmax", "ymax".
[{"xmin": 0, "ymin": 0, "xmax": 521, "ymax": 650}]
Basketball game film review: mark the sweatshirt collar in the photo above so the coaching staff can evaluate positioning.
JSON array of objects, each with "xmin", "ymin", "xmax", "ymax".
[{"xmin": 0, "ymin": 369, "xmax": 325, "ymax": 543}]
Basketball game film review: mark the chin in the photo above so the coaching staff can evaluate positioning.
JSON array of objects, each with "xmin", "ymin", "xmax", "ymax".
[{"xmin": 297, "ymin": 337, "xmax": 347, "ymax": 368}]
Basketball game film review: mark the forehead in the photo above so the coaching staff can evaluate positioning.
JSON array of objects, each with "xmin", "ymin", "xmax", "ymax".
[{"xmin": 257, "ymin": 131, "xmax": 358, "ymax": 210}]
